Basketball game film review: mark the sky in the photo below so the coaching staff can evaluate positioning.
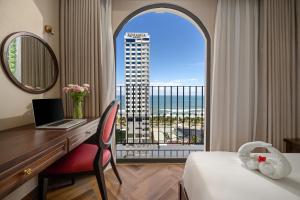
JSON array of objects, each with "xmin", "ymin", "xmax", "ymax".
[{"xmin": 116, "ymin": 12, "xmax": 206, "ymax": 86}]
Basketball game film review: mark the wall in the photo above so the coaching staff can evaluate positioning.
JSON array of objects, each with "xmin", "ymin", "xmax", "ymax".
[
  {"xmin": 0, "ymin": 0, "xmax": 60, "ymax": 131},
  {"xmin": 0, "ymin": 0, "xmax": 60, "ymax": 199}
]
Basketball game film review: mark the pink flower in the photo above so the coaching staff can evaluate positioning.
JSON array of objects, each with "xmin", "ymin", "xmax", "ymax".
[
  {"xmin": 72, "ymin": 85, "xmax": 83, "ymax": 93},
  {"xmin": 83, "ymin": 83, "xmax": 90, "ymax": 88},
  {"xmin": 83, "ymin": 87, "xmax": 89, "ymax": 92},
  {"xmin": 63, "ymin": 87, "xmax": 69, "ymax": 93}
]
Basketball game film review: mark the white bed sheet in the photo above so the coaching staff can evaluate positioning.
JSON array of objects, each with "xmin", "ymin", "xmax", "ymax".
[{"xmin": 183, "ymin": 152, "xmax": 300, "ymax": 200}]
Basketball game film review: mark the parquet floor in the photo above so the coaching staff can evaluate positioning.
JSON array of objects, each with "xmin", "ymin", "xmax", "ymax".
[{"xmin": 47, "ymin": 164, "xmax": 184, "ymax": 200}]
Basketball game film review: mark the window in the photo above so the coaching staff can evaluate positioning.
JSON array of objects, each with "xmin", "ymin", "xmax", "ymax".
[
  {"xmin": 127, "ymin": 117, "xmax": 133, "ymax": 122},
  {"xmin": 135, "ymin": 117, "xmax": 142, "ymax": 122},
  {"xmin": 126, "ymin": 39, "xmax": 135, "ymax": 42}
]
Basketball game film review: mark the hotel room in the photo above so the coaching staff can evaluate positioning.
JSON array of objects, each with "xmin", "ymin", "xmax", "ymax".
[{"xmin": 0, "ymin": 0, "xmax": 299, "ymax": 200}]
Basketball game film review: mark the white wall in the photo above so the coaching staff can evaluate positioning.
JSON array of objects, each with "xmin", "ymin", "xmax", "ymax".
[{"xmin": 0, "ymin": 0, "xmax": 60, "ymax": 131}]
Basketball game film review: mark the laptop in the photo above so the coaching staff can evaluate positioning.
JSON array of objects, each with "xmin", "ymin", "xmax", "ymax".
[{"xmin": 32, "ymin": 98, "xmax": 87, "ymax": 129}]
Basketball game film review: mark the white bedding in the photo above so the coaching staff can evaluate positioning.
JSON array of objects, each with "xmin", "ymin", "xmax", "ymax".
[{"xmin": 183, "ymin": 152, "xmax": 300, "ymax": 200}]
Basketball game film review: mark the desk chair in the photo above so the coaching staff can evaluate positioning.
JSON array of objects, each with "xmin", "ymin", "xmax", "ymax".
[{"xmin": 39, "ymin": 100, "xmax": 122, "ymax": 200}]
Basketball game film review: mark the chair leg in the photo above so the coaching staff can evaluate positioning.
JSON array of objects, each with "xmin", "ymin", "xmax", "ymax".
[
  {"xmin": 71, "ymin": 177, "xmax": 75, "ymax": 185},
  {"xmin": 38, "ymin": 176, "xmax": 48, "ymax": 200},
  {"xmin": 95, "ymin": 166, "xmax": 108, "ymax": 200},
  {"xmin": 109, "ymin": 149, "xmax": 122, "ymax": 184}
]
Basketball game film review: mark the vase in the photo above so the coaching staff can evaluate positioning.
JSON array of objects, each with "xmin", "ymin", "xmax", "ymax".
[{"xmin": 73, "ymin": 99, "xmax": 83, "ymax": 119}]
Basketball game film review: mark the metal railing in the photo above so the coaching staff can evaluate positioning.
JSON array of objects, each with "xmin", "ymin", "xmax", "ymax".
[{"xmin": 115, "ymin": 86, "xmax": 205, "ymax": 160}]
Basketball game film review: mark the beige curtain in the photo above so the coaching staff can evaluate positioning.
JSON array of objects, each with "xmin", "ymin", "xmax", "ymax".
[
  {"xmin": 210, "ymin": 0, "xmax": 259, "ymax": 151},
  {"xmin": 256, "ymin": 0, "xmax": 298, "ymax": 151},
  {"xmin": 296, "ymin": 0, "xmax": 300, "ymax": 141},
  {"xmin": 211, "ymin": 0, "xmax": 300, "ymax": 152},
  {"xmin": 21, "ymin": 37, "xmax": 54, "ymax": 89},
  {"xmin": 60, "ymin": 0, "xmax": 115, "ymax": 118}
]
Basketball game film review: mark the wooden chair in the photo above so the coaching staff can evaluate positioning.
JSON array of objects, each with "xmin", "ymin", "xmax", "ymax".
[{"xmin": 38, "ymin": 100, "xmax": 122, "ymax": 200}]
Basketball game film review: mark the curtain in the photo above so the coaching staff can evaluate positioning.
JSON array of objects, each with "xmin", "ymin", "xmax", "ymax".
[
  {"xmin": 296, "ymin": 1, "xmax": 300, "ymax": 142},
  {"xmin": 60, "ymin": 0, "xmax": 115, "ymax": 118},
  {"xmin": 210, "ymin": 0, "xmax": 259, "ymax": 151},
  {"xmin": 21, "ymin": 37, "xmax": 54, "ymax": 89},
  {"xmin": 211, "ymin": 0, "xmax": 300, "ymax": 152},
  {"xmin": 256, "ymin": 0, "xmax": 298, "ymax": 151}
]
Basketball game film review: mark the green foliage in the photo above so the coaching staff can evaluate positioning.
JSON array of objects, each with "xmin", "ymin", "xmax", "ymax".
[
  {"xmin": 8, "ymin": 39, "xmax": 17, "ymax": 75},
  {"xmin": 191, "ymin": 135, "xmax": 199, "ymax": 143},
  {"xmin": 116, "ymin": 129, "xmax": 126, "ymax": 143}
]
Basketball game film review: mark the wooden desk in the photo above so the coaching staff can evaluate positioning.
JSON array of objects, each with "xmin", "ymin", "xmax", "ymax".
[
  {"xmin": 0, "ymin": 118, "xmax": 99, "ymax": 199},
  {"xmin": 284, "ymin": 138, "xmax": 300, "ymax": 153}
]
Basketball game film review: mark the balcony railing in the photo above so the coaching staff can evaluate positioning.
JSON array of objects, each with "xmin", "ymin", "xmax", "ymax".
[{"xmin": 115, "ymin": 85, "xmax": 205, "ymax": 160}]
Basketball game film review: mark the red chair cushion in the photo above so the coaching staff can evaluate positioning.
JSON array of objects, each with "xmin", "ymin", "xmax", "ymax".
[
  {"xmin": 102, "ymin": 103, "xmax": 118, "ymax": 144},
  {"xmin": 45, "ymin": 144, "xmax": 111, "ymax": 175}
]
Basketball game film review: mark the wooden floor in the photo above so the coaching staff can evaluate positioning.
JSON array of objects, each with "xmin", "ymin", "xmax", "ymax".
[{"xmin": 47, "ymin": 164, "xmax": 184, "ymax": 200}]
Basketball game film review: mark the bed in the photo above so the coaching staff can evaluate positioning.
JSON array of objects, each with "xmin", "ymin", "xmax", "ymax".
[{"xmin": 180, "ymin": 152, "xmax": 300, "ymax": 200}]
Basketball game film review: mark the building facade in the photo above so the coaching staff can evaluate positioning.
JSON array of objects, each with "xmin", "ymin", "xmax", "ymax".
[{"xmin": 124, "ymin": 32, "xmax": 150, "ymax": 143}]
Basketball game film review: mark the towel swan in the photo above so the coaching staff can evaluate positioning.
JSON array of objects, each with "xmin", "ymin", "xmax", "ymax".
[{"xmin": 238, "ymin": 141, "xmax": 292, "ymax": 179}]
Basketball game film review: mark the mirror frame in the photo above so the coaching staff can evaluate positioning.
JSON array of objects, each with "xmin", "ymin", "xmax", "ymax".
[{"xmin": 0, "ymin": 32, "xmax": 59, "ymax": 94}]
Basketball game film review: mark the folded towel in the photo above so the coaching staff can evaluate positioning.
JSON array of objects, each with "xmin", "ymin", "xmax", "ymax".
[{"xmin": 238, "ymin": 141, "xmax": 292, "ymax": 179}]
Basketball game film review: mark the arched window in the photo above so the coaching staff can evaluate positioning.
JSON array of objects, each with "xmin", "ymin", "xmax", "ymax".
[{"xmin": 114, "ymin": 4, "xmax": 211, "ymax": 161}]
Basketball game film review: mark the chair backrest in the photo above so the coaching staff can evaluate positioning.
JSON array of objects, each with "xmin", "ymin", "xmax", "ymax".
[{"xmin": 96, "ymin": 100, "xmax": 119, "ymax": 147}]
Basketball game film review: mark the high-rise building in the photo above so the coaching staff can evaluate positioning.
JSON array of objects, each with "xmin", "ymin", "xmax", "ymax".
[{"xmin": 124, "ymin": 32, "xmax": 150, "ymax": 143}]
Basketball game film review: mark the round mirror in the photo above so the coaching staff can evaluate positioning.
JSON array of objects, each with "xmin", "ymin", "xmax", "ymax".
[{"xmin": 0, "ymin": 32, "xmax": 58, "ymax": 94}]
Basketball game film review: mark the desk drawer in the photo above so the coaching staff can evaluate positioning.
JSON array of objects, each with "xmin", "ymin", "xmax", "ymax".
[
  {"xmin": 0, "ymin": 140, "xmax": 67, "ymax": 199},
  {"xmin": 68, "ymin": 119, "xmax": 99, "ymax": 151}
]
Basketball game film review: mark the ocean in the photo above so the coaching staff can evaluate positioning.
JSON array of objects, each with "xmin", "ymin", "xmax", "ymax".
[{"xmin": 116, "ymin": 95, "xmax": 205, "ymax": 115}]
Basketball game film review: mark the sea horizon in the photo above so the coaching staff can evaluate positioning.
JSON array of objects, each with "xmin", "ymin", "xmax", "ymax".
[{"xmin": 116, "ymin": 95, "xmax": 205, "ymax": 115}]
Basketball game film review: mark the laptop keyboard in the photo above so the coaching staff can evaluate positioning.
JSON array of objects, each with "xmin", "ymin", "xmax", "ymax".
[{"xmin": 48, "ymin": 119, "xmax": 73, "ymax": 126}]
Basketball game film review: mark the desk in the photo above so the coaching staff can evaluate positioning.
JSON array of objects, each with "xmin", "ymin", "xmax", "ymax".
[{"xmin": 0, "ymin": 118, "xmax": 99, "ymax": 199}]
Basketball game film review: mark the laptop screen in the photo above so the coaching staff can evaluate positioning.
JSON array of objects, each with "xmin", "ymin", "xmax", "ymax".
[{"xmin": 32, "ymin": 99, "xmax": 64, "ymax": 126}]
